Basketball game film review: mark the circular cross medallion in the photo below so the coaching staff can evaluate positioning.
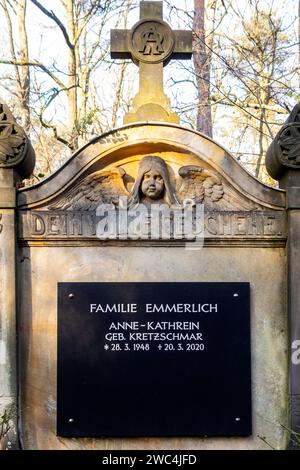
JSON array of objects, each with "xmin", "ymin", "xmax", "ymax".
[{"xmin": 129, "ymin": 18, "xmax": 175, "ymax": 64}]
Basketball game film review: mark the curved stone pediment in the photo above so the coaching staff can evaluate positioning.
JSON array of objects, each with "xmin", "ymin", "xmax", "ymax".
[
  {"xmin": 18, "ymin": 122, "xmax": 285, "ymax": 211},
  {"xmin": 17, "ymin": 123, "xmax": 287, "ymax": 245}
]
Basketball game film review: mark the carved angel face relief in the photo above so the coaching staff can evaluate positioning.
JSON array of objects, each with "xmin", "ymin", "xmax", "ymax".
[
  {"xmin": 128, "ymin": 155, "xmax": 177, "ymax": 207},
  {"xmin": 141, "ymin": 170, "xmax": 164, "ymax": 199},
  {"xmin": 49, "ymin": 155, "xmax": 256, "ymax": 211}
]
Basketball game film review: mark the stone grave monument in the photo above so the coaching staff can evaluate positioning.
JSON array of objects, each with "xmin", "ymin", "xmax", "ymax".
[{"xmin": 0, "ymin": 0, "xmax": 299, "ymax": 451}]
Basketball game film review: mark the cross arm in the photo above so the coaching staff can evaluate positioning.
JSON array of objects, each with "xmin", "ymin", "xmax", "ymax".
[
  {"xmin": 111, "ymin": 30, "xmax": 131, "ymax": 60},
  {"xmin": 172, "ymin": 31, "xmax": 193, "ymax": 60},
  {"xmin": 140, "ymin": 1, "xmax": 163, "ymax": 19}
]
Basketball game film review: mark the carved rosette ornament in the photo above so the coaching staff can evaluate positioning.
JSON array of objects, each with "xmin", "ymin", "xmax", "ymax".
[
  {"xmin": 266, "ymin": 103, "xmax": 300, "ymax": 179},
  {"xmin": 0, "ymin": 102, "xmax": 35, "ymax": 178},
  {"xmin": 0, "ymin": 105, "xmax": 26, "ymax": 167},
  {"xmin": 278, "ymin": 123, "xmax": 300, "ymax": 167}
]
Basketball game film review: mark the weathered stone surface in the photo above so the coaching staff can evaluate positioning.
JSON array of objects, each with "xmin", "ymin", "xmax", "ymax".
[
  {"xmin": 0, "ymin": 99, "xmax": 34, "ymax": 450},
  {"xmin": 0, "ymin": 206, "xmax": 18, "ymax": 449},
  {"xmin": 15, "ymin": 123, "xmax": 289, "ymax": 449},
  {"xmin": 17, "ymin": 124, "xmax": 285, "ymax": 210},
  {"xmin": 43, "ymin": 157, "xmax": 232, "ymax": 211},
  {"xmin": 18, "ymin": 245, "xmax": 288, "ymax": 450},
  {"xmin": 17, "ymin": 126, "xmax": 286, "ymax": 245},
  {"xmin": 18, "ymin": 210, "xmax": 286, "ymax": 244},
  {"xmin": 266, "ymin": 101, "xmax": 300, "ymax": 445}
]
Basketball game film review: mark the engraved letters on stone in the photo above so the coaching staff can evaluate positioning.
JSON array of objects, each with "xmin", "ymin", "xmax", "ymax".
[
  {"xmin": 131, "ymin": 19, "xmax": 174, "ymax": 63},
  {"xmin": 18, "ymin": 155, "xmax": 287, "ymax": 242},
  {"xmin": 139, "ymin": 25, "xmax": 165, "ymax": 55}
]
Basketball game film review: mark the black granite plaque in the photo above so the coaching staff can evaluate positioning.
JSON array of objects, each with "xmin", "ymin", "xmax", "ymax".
[{"xmin": 57, "ymin": 282, "xmax": 251, "ymax": 437}]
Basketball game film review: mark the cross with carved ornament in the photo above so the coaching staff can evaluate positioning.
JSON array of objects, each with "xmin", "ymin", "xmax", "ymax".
[{"xmin": 111, "ymin": 1, "xmax": 192, "ymax": 124}]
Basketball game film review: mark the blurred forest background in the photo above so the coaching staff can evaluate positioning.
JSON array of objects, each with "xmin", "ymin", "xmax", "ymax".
[{"xmin": 0, "ymin": 0, "xmax": 299, "ymax": 185}]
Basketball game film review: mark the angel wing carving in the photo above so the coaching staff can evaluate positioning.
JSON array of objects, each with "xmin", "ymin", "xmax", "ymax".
[
  {"xmin": 49, "ymin": 160, "xmax": 258, "ymax": 212},
  {"xmin": 177, "ymin": 166, "xmax": 224, "ymax": 204},
  {"xmin": 177, "ymin": 165, "xmax": 257, "ymax": 210},
  {"xmin": 50, "ymin": 167, "xmax": 129, "ymax": 210}
]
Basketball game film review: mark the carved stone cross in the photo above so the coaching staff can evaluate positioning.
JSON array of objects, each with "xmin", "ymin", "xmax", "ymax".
[{"xmin": 111, "ymin": 1, "xmax": 192, "ymax": 124}]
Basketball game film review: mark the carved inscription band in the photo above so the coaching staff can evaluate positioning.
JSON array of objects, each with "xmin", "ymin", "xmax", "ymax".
[{"xmin": 19, "ymin": 211, "xmax": 286, "ymax": 241}]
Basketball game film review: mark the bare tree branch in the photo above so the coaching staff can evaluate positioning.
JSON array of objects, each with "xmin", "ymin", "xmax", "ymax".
[
  {"xmin": 30, "ymin": 0, "xmax": 74, "ymax": 50},
  {"xmin": 0, "ymin": 59, "xmax": 66, "ymax": 89}
]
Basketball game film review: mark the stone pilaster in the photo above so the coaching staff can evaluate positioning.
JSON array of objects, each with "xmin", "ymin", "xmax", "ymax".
[
  {"xmin": 266, "ymin": 103, "xmax": 300, "ymax": 448},
  {"xmin": 0, "ymin": 101, "xmax": 35, "ymax": 449}
]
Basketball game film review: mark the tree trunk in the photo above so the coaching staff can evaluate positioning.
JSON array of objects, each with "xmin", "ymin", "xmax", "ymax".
[
  {"xmin": 111, "ymin": 62, "xmax": 127, "ymax": 128},
  {"xmin": 256, "ymin": 108, "xmax": 269, "ymax": 179},
  {"xmin": 17, "ymin": 0, "xmax": 31, "ymax": 133},
  {"xmin": 299, "ymin": 0, "xmax": 300, "ymax": 88},
  {"xmin": 66, "ymin": 0, "xmax": 78, "ymax": 149},
  {"xmin": 193, "ymin": 0, "xmax": 213, "ymax": 137}
]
